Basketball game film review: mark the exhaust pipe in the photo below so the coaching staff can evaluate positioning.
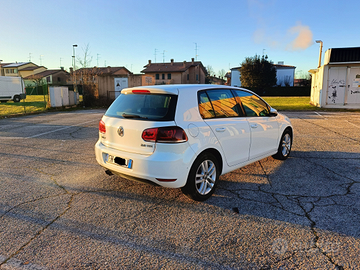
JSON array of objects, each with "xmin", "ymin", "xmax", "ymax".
[{"xmin": 105, "ymin": 169, "xmax": 114, "ymax": 176}]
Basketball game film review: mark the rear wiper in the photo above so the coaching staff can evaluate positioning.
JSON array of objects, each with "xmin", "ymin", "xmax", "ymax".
[{"xmin": 122, "ymin": 113, "xmax": 148, "ymax": 119}]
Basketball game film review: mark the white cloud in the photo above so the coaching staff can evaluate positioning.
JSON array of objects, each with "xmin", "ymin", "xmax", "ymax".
[{"xmin": 287, "ymin": 23, "xmax": 314, "ymax": 50}]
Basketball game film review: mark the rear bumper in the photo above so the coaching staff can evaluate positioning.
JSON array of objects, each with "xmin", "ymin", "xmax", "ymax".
[{"xmin": 94, "ymin": 140, "xmax": 195, "ymax": 188}]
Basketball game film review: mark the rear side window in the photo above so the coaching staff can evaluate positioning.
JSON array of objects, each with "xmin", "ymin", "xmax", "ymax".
[
  {"xmin": 105, "ymin": 93, "xmax": 177, "ymax": 121},
  {"xmin": 198, "ymin": 89, "xmax": 242, "ymax": 119},
  {"xmin": 233, "ymin": 90, "xmax": 270, "ymax": 117}
]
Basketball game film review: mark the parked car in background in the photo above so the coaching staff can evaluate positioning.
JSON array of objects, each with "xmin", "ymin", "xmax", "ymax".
[
  {"xmin": 95, "ymin": 84, "xmax": 293, "ymax": 201},
  {"xmin": 0, "ymin": 76, "xmax": 26, "ymax": 103}
]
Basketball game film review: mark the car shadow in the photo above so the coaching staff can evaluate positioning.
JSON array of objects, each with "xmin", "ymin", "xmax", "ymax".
[{"xmin": 204, "ymin": 150, "xmax": 360, "ymax": 238}]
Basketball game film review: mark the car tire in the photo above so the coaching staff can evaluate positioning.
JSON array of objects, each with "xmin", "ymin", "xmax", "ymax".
[
  {"xmin": 181, "ymin": 152, "xmax": 219, "ymax": 201},
  {"xmin": 272, "ymin": 129, "xmax": 292, "ymax": 160},
  {"xmin": 13, "ymin": 95, "xmax": 21, "ymax": 103}
]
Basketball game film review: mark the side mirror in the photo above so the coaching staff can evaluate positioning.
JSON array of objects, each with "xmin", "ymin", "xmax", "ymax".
[{"xmin": 269, "ymin": 107, "xmax": 278, "ymax": 117}]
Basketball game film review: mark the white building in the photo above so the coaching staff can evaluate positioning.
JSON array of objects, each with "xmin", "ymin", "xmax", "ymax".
[
  {"xmin": 230, "ymin": 62, "xmax": 296, "ymax": 87},
  {"xmin": 309, "ymin": 47, "xmax": 360, "ymax": 109},
  {"xmin": 230, "ymin": 66, "xmax": 241, "ymax": 87}
]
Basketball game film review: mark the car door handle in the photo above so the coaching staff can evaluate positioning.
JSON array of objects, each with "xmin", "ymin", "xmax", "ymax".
[
  {"xmin": 215, "ymin": 128, "xmax": 226, "ymax": 132},
  {"xmin": 251, "ymin": 124, "xmax": 258, "ymax": 129}
]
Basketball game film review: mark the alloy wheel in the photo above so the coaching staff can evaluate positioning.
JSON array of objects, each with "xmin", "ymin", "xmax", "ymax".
[
  {"xmin": 281, "ymin": 133, "xmax": 291, "ymax": 157},
  {"xmin": 195, "ymin": 160, "xmax": 216, "ymax": 195}
]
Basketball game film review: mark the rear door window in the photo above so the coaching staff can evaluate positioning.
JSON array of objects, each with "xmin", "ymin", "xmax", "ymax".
[{"xmin": 105, "ymin": 93, "xmax": 177, "ymax": 121}]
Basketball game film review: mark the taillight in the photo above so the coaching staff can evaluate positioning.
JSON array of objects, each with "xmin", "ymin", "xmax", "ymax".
[
  {"xmin": 99, "ymin": 120, "xmax": 106, "ymax": 134},
  {"xmin": 142, "ymin": 126, "xmax": 187, "ymax": 143},
  {"xmin": 142, "ymin": 128, "xmax": 158, "ymax": 142}
]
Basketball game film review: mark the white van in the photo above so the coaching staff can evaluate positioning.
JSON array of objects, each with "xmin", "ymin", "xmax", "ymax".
[{"xmin": 0, "ymin": 76, "xmax": 26, "ymax": 103}]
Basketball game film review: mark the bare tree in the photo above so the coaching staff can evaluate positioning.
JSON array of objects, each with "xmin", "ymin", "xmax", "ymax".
[
  {"xmin": 206, "ymin": 65, "xmax": 214, "ymax": 76},
  {"xmin": 218, "ymin": 69, "xmax": 226, "ymax": 79},
  {"xmin": 77, "ymin": 43, "xmax": 93, "ymax": 68}
]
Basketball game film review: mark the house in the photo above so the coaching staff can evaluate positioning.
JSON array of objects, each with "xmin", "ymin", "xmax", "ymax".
[
  {"xmin": 0, "ymin": 62, "xmax": 47, "ymax": 77},
  {"xmin": 141, "ymin": 58, "xmax": 207, "ymax": 85},
  {"xmin": 230, "ymin": 62, "xmax": 296, "ymax": 87},
  {"xmin": 230, "ymin": 67, "xmax": 241, "ymax": 87},
  {"xmin": 225, "ymin": 71, "xmax": 231, "ymax": 85},
  {"xmin": 309, "ymin": 47, "xmax": 360, "ymax": 108},
  {"xmin": 294, "ymin": 78, "xmax": 311, "ymax": 87},
  {"xmin": 71, "ymin": 66, "xmax": 136, "ymax": 99},
  {"xmin": 274, "ymin": 63, "xmax": 296, "ymax": 86},
  {"xmin": 207, "ymin": 75, "xmax": 226, "ymax": 85},
  {"xmin": 24, "ymin": 68, "xmax": 70, "ymax": 86}
]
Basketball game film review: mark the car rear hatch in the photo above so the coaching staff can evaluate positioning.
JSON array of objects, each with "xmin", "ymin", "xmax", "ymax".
[{"xmin": 100, "ymin": 87, "xmax": 179, "ymax": 155}]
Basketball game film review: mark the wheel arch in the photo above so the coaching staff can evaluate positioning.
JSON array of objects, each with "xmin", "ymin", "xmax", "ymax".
[
  {"xmin": 195, "ymin": 148, "xmax": 223, "ymax": 176},
  {"xmin": 283, "ymin": 126, "xmax": 293, "ymax": 139}
]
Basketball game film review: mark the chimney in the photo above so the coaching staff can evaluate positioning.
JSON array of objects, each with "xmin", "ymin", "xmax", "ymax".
[
  {"xmin": 148, "ymin": 60, "xmax": 152, "ymax": 65},
  {"xmin": 191, "ymin": 58, "xmax": 194, "ymax": 64},
  {"xmin": 171, "ymin": 59, "xmax": 174, "ymax": 65},
  {"xmin": 70, "ymin": 67, "xmax": 73, "ymax": 74},
  {"xmin": 183, "ymin": 61, "xmax": 186, "ymax": 68}
]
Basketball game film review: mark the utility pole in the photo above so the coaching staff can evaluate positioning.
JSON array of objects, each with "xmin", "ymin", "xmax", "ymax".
[
  {"xmin": 315, "ymin": 40, "xmax": 323, "ymax": 68},
  {"xmin": 72, "ymin": 44, "xmax": 78, "ymax": 93}
]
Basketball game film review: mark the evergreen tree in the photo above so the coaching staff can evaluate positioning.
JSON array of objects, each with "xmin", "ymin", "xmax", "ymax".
[{"xmin": 240, "ymin": 55, "xmax": 277, "ymax": 88}]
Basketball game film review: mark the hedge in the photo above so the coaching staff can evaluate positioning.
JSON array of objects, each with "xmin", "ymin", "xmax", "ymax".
[{"xmin": 245, "ymin": 86, "xmax": 310, "ymax": 96}]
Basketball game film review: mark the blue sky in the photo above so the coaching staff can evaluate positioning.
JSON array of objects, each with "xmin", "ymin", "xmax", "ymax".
[{"xmin": 1, "ymin": 0, "xmax": 359, "ymax": 78}]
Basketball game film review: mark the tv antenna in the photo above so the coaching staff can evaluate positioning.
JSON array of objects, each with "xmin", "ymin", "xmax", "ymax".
[
  {"xmin": 154, "ymin": 48, "xmax": 158, "ymax": 62},
  {"xmin": 162, "ymin": 50, "xmax": 166, "ymax": 63},
  {"xmin": 194, "ymin": 43, "xmax": 199, "ymax": 60}
]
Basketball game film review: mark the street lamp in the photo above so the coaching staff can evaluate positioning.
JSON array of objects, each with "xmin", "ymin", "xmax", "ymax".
[
  {"xmin": 315, "ymin": 40, "xmax": 323, "ymax": 68},
  {"xmin": 72, "ymin": 44, "xmax": 78, "ymax": 92}
]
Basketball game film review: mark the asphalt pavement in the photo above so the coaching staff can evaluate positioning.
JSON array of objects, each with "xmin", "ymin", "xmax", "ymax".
[{"xmin": 0, "ymin": 110, "xmax": 359, "ymax": 269}]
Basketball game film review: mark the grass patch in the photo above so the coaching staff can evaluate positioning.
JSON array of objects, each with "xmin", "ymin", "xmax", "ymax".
[
  {"xmin": 0, "ymin": 95, "xmax": 48, "ymax": 118},
  {"xmin": 262, "ymin": 96, "xmax": 318, "ymax": 111}
]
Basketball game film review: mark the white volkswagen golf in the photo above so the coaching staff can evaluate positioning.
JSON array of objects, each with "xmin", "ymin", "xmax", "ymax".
[{"xmin": 95, "ymin": 84, "xmax": 292, "ymax": 201}]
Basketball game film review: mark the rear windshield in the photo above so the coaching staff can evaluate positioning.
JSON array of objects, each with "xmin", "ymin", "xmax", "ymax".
[{"xmin": 105, "ymin": 93, "xmax": 177, "ymax": 121}]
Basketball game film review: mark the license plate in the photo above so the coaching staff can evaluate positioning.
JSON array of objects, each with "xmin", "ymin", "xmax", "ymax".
[{"xmin": 105, "ymin": 154, "xmax": 132, "ymax": 169}]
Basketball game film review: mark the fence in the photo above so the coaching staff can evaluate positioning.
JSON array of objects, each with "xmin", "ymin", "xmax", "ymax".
[{"xmin": 25, "ymin": 84, "xmax": 49, "ymax": 95}]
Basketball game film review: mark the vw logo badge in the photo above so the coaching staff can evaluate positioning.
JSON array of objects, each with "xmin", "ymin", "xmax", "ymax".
[{"xmin": 117, "ymin": 126, "xmax": 124, "ymax": 137}]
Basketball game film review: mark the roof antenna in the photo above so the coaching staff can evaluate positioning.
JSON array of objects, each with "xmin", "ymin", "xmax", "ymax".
[
  {"xmin": 154, "ymin": 48, "xmax": 158, "ymax": 63},
  {"xmin": 194, "ymin": 43, "xmax": 199, "ymax": 60}
]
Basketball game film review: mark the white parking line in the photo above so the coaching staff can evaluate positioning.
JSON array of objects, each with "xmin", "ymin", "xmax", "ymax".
[
  {"xmin": 0, "ymin": 119, "xmax": 99, "ymax": 140},
  {"xmin": 345, "ymin": 120, "xmax": 360, "ymax": 128},
  {"xmin": 28, "ymin": 119, "xmax": 98, "ymax": 138},
  {"xmin": 314, "ymin": 111, "xmax": 328, "ymax": 120},
  {"xmin": 0, "ymin": 255, "xmax": 48, "ymax": 269}
]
